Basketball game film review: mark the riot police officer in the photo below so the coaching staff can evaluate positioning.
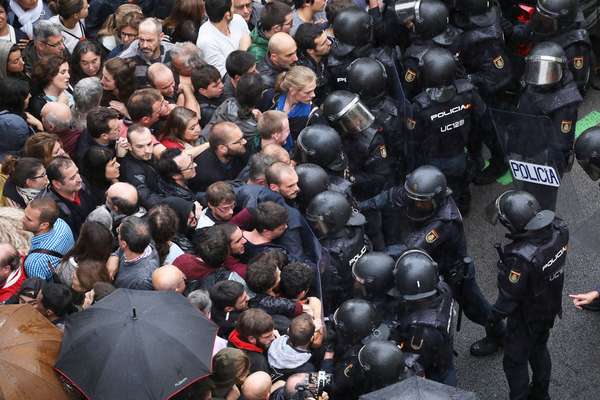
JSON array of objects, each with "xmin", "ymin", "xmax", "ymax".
[
  {"xmin": 406, "ymin": 48, "xmax": 490, "ymax": 213},
  {"xmin": 326, "ymin": 6, "xmax": 405, "ymax": 103},
  {"xmin": 389, "ymin": 249, "xmax": 456, "ymax": 385},
  {"xmin": 322, "ymin": 90, "xmax": 393, "ymax": 250},
  {"xmin": 486, "ymin": 190, "xmax": 568, "ymax": 400},
  {"xmin": 396, "ymin": 0, "xmax": 463, "ymax": 100},
  {"xmin": 529, "ymin": 0, "xmax": 592, "ymax": 94},
  {"xmin": 352, "ymin": 252, "xmax": 397, "ymax": 316},
  {"xmin": 306, "ymin": 191, "xmax": 371, "ymax": 314},
  {"xmin": 516, "ymin": 41, "xmax": 583, "ymax": 211},
  {"xmin": 356, "ymin": 340, "xmax": 423, "ymax": 392},
  {"xmin": 296, "ymin": 124, "xmax": 354, "ymax": 199},
  {"xmin": 453, "ymin": 0, "xmax": 513, "ymax": 185},
  {"xmin": 295, "ymin": 163, "xmax": 330, "ymax": 212},
  {"xmin": 360, "ymin": 165, "xmax": 504, "ymax": 356},
  {"xmin": 347, "ymin": 58, "xmax": 406, "ymax": 244},
  {"xmin": 330, "ymin": 299, "xmax": 389, "ymax": 399},
  {"xmin": 347, "ymin": 57, "xmax": 406, "ymax": 182}
]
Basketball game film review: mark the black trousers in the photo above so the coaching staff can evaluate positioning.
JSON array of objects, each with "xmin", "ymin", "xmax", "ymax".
[{"xmin": 503, "ymin": 316, "xmax": 553, "ymax": 400}]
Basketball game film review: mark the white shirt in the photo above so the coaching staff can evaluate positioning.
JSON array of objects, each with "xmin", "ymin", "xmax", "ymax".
[
  {"xmin": 0, "ymin": 26, "xmax": 17, "ymax": 43},
  {"xmin": 196, "ymin": 14, "xmax": 249, "ymax": 77},
  {"xmin": 49, "ymin": 15, "xmax": 85, "ymax": 53}
]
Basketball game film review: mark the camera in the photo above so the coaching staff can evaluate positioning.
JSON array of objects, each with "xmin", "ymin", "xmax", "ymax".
[{"xmin": 292, "ymin": 371, "xmax": 333, "ymax": 400}]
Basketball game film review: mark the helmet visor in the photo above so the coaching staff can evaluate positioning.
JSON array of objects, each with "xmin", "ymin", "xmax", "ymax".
[
  {"xmin": 394, "ymin": 0, "xmax": 418, "ymax": 23},
  {"xmin": 329, "ymin": 96, "xmax": 375, "ymax": 135},
  {"xmin": 406, "ymin": 198, "xmax": 436, "ymax": 221},
  {"xmin": 531, "ymin": 11, "xmax": 558, "ymax": 35},
  {"xmin": 524, "ymin": 55, "xmax": 563, "ymax": 86},
  {"xmin": 305, "ymin": 212, "xmax": 329, "ymax": 237}
]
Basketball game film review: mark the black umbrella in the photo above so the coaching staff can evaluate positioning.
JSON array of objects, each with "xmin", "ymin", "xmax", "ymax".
[
  {"xmin": 55, "ymin": 289, "xmax": 217, "ymax": 400},
  {"xmin": 359, "ymin": 376, "xmax": 479, "ymax": 400}
]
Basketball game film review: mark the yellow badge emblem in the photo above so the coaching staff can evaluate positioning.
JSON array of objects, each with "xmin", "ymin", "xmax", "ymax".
[
  {"xmin": 493, "ymin": 56, "xmax": 505, "ymax": 69},
  {"xmin": 573, "ymin": 56, "xmax": 584, "ymax": 70},
  {"xmin": 425, "ymin": 229, "xmax": 439, "ymax": 243},
  {"xmin": 561, "ymin": 120, "xmax": 572, "ymax": 134},
  {"xmin": 508, "ymin": 270, "xmax": 521, "ymax": 284},
  {"xmin": 405, "ymin": 69, "xmax": 416, "ymax": 82},
  {"xmin": 406, "ymin": 118, "xmax": 416, "ymax": 130},
  {"xmin": 378, "ymin": 144, "xmax": 387, "ymax": 158}
]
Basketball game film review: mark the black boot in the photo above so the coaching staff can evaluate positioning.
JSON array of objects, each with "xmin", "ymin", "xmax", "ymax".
[
  {"xmin": 469, "ymin": 336, "xmax": 502, "ymax": 357},
  {"xmin": 473, "ymin": 159, "xmax": 507, "ymax": 186}
]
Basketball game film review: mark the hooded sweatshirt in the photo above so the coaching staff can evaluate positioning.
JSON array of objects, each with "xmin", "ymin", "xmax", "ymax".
[{"xmin": 267, "ymin": 335, "xmax": 314, "ymax": 379}]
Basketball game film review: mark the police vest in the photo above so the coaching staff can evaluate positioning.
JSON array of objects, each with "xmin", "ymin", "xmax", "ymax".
[
  {"xmin": 414, "ymin": 79, "xmax": 476, "ymax": 158},
  {"xmin": 503, "ymin": 218, "xmax": 569, "ymax": 321},
  {"xmin": 395, "ymin": 282, "xmax": 455, "ymax": 369}
]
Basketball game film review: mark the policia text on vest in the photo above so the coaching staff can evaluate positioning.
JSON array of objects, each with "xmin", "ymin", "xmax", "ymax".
[{"xmin": 509, "ymin": 160, "xmax": 561, "ymax": 187}]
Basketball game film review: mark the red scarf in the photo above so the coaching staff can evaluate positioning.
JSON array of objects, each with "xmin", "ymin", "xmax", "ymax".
[{"xmin": 228, "ymin": 329, "xmax": 264, "ymax": 353}]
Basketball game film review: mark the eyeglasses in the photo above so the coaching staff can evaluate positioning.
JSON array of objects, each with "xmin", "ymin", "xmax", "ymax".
[
  {"xmin": 234, "ymin": 1, "xmax": 252, "ymax": 9},
  {"xmin": 216, "ymin": 202, "xmax": 236, "ymax": 213},
  {"xmin": 30, "ymin": 172, "xmax": 47, "ymax": 180},
  {"xmin": 43, "ymin": 39, "xmax": 64, "ymax": 48},
  {"xmin": 119, "ymin": 31, "xmax": 138, "ymax": 39}
]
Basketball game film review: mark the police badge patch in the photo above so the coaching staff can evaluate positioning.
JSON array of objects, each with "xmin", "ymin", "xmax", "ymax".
[
  {"xmin": 493, "ymin": 56, "xmax": 505, "ymax": 69},
  {"xmin": 406, "ymin": 118, "xmax": 416, "ymax": 130},
  {"xmin": 573, "ymin": 56, "xmax": 584, "ymax": 70},
  {"xmin": 561, "ymin": 120, "xmax": 572, "ymax": 134},
  {"xmin": 405, "ymin": 69, "xmax": 416, "ymax": 82},
  {"xmin": 425, "ymin": 229, "xmax": 439, "ymax": 243},
  {"xmin": 508, "ymin": 270, "xmax": 521, "ymax": 283}
]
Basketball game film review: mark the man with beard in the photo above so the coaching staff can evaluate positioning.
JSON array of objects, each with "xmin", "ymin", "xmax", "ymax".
[
  {"xmin": 191, "ymin": 121, "xmax": 248, "ymax": 192},
  {"xmin": 256, "ymin": 32, "xmax": 298, "ymax": 90},
  {"xmin": 118, "ymin": 18, "xmax": 174, "ymax": 87},
  {"xmin": 227, "ymin": 308, "xmax": 277, "ymax": 373},
  {"xmin": 295, "ymin": 23, "xmax": 332, "ymax": 105}
]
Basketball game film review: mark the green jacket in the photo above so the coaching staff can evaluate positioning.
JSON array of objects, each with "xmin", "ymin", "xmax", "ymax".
[{"xmin": 248, "ymin": 28, "xmax": 269, "ymax": 63}]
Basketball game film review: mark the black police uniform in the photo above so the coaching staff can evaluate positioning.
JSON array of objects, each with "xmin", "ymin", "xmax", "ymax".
[
  {"xmin": 392, "ymin": 281, "xmax": 456, "ymax": 385},
  {"xmin": 534, "ymin": 28, "xmax": 592, "ymax": 95},
  {"xmin": 455, "ymin": 6, "xmax": 513, "ymax": 100},
  {"xmin": 360, "ymin": 187, "xmax": 501, "ymax": 341},
  {"xmin": 516, "ymin": 72, "xmax": 582, "ymax": 210},
  {"xmin": 321, "ymin": 227, "xmax": 371, "ymax": 315},
  {"xmin": 492, "ymin": 218, "xmax": 568, "ymax": 400},
  {"xmin": 408, "ymin": 79, "xmax": 489, "ymax": 209}
]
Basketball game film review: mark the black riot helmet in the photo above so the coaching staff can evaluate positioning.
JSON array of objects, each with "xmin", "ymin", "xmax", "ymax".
[
  {"xmin": 488, "ymin": 190, "xmax": 555, "ymax": 234},
  {"xmin": 297, "ymin": 124, "xmax": 347, "ymax": 172},
  {"xmin": 390, "ymin": 249, "xmax": 439, "ymax": 301},
  {"xmin": 523, "ymin": 42, "xmax": 566, "ymax": 87},
  {"xmin": 422, "ymin": 47, "xmax": 457, "ymax": 102},
  {"xmin": 296, "ymin": 163, "xmax": 330, "ymax": 208},
  {"xmin": 333, "ymin": 299, "xmax": 379, "ymax": 343},
  {"xmin": 532, "ymin": 0, "xmax": 578, "ymax": 35},
  {"xmin": 333, "ymin": 7, "xmax": 372, "ymax": 53},
  {"xmin": 575, "ymin": 127, "xmax": 600, "ymax": 181},
  {"xmin": 352, "ymin": 252, "xmax": 395, "ymax": 294},
  {"xmin": 358, "ymin": 341, "xmax": 407, "ymax": 389},
  {"xmin": 306, "ymin": 190, "xmax": 366, "ymax": 237},
  {"xmin": 347, "ymin": 58, "xmax": 388, "ymax": 106},
  {"xmin": 403, "ymin": 165, "xmax": 451, "ymax": 222},
  {"xmin": 414, "ymin": 0, "xmax": 450, "ymax": 41},
  {"xmin": 322, "ymin": 90, "xmax": 375, "ymax": 135}
]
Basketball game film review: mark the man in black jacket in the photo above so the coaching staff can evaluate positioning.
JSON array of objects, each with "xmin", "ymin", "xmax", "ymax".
[
  {"xmin": 256, "ymin": 32, "xmax": 298, "ymax": 90},
  {"xmin": 119, "ymin": 125, "xmax": 165, "ymax": 209}
]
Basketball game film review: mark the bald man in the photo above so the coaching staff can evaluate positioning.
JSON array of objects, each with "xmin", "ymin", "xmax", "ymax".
[
  {"xmin": 41, "ymin": 102, "xmax": 79, "ymax": 157},
  {"xmin": 262, "ymin": 143, "xmax": 292, "ymax": 165},
  {"xmin": 152, "ymin": 265, "xmax": 187, "ymax": 293},
  {"xmin": 241, "ymin": 371, "xmax": 272, "ymax": 400},
  {"xmin": 148, "ymin": 63, "xmax": 176, "ymax": 99},
  {"xmin": 266, "ymin": 161, "xmax": 300, "ymax": 201},
  {"xmin": 86, "ymin": 182, "xmax": 145, "ymax": 231},
  {"xmin": 257, "ymin": 32, "xmax": 298, "ymax": 89},
  {"xmin": 119, "ymin": 18, "xmax": 174, "ymax": 86}
]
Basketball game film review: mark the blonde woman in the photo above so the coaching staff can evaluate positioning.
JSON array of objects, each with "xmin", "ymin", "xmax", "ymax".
[
  {"xmin": 0, "ymin": 207, "xmax": 33, "ymax": 256},
  {"xmin": 274, "ymin": 65, "xmax": 317, "ymax": 139}
]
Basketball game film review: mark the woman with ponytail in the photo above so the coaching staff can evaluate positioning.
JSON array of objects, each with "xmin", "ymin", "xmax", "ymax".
[{"xmin": 273, "ymin": 65, "xmax": 317, "ymax": 140}]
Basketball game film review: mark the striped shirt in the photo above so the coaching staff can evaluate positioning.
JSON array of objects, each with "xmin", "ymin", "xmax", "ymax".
[{"xmin": 25, "ymin": 218, "xmax": 75, "ymax": 280}]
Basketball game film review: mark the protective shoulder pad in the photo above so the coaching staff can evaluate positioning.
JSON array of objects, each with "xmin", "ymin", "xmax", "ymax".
[{"xmin": 454, "ymin": 79, "xmax": 476, "ymax": 94}]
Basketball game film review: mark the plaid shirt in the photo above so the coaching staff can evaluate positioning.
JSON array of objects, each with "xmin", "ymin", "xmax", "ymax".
[{"xmin": 25, "ymin": 218, "xmax": 75, "ymax": 280}]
